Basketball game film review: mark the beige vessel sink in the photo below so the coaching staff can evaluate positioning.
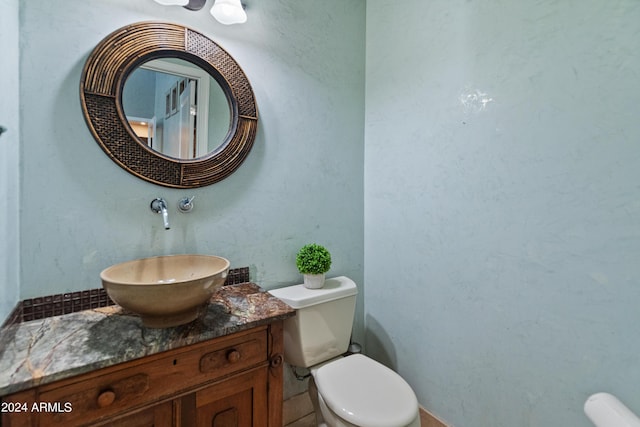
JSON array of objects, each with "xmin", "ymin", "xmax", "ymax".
[{"xmin": 101, "ymin": 254, "xmax": 230, "ymax": 328}]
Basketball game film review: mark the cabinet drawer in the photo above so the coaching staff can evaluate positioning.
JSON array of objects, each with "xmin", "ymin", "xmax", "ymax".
[
  {"xmin": 199, "ymin": 331, "xmax": 266, "ymax": 377},
  {"xmin": 37, "ymin": 327, "xmax": 268, "ymax": 426}
]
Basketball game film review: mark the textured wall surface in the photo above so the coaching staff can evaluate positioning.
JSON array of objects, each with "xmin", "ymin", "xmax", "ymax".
[
  {"xmin": 15, "ymin": 0, "xmax": 365, "ymax": 340},
  {"xmin": 364, "ymin": 1, "xmax": 640, "ymax": 426},
  {"xmin": 10, "ymin": 1, "xmax": 640, "ymax": 424},
  {"xmin": 0, "ymin": 0, "xmax": 20, "ymax": 322}
]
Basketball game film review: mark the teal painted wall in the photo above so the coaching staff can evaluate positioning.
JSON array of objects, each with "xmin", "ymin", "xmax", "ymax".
[
  {"xmin": 15, "ymin": 0, "xmax": 365, "ymax": 338},
  {"xmin": 0, "ymin": 0, "xmax": 20, "ymax": 322},
  {"xmin": 365, "ymin": 1, "xmax": 640, "ymax": 426},
  {"xmin": 7, "ymin": 0, "xmax": 640, "ymax": 424}
]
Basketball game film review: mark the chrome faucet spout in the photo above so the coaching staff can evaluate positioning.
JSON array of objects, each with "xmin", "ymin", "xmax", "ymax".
[
  {"xmin": 161, "ymin": 206, "xmax": 170, "ymax": 230},
  {"xmin": 150, "ymin": 198, "xmax": 171, "ymax": 230}
]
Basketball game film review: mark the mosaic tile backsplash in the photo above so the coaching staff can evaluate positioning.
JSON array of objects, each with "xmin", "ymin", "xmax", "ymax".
[{"xmin": 2, "ymin": 267, "xmax": 250, "ymax": 327}]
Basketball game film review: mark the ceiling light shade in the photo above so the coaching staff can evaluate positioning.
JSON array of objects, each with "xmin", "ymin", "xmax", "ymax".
[
  {"xmin": 153, "ymin": 0, "xmax": 189, "ymax": 5},
  {"xmin": 210, "ymin": 0, "xmax": 247, "ymax": 25}
]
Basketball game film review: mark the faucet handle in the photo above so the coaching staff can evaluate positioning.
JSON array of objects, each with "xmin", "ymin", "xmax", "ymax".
[{"xmin": 178, "ymin": 196, "xmax": 195, "ymax": 213}]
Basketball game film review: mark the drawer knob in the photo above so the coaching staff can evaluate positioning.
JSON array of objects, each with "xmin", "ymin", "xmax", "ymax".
[
  {"xmin": 97, "ymin": 389, "xmax": 116, "ymax": 408},
  {"xmin": 226, "ymin": 349, "xmax": 241, "ymax": 363}
]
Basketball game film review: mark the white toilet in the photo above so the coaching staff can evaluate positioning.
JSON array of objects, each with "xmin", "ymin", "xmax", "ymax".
[{"xmin": 270, "ymin": 276, "xmax": 421, "ymax": 427}]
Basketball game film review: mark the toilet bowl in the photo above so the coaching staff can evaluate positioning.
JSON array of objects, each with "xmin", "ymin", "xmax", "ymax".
[
  {"xmin": 312, "ymin": 354, "xmax": 421, "ymax": 427},
  {"xmin": 269, "ymin": 276, "xmax": 421, "ymax": 427}
]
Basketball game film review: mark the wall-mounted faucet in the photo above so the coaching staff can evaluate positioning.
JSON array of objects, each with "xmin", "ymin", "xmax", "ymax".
[{"xmin": 150, "ymin": 198, "xmax": 170, "ymax": 230}]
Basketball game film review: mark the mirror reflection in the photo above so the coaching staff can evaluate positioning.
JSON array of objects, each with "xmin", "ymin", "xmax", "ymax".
[{"xmin": 122, "ymin": 58, "xmax": 231, "ymax": 159}]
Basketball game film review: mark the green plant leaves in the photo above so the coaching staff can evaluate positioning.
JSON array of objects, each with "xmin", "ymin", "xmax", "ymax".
[{"xmin": 296, "ymin": 243, "xmax": 332, "ymax": 274}]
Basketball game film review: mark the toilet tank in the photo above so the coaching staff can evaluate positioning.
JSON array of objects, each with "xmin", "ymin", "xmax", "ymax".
[{"xmin": 269, "ymin": 276, "xmax": 358, "ymax": 368}]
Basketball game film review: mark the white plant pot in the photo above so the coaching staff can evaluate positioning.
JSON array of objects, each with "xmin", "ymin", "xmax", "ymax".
[{"xmin": 303, "ymin": 273, "xmax": 326, "ymax": 289}]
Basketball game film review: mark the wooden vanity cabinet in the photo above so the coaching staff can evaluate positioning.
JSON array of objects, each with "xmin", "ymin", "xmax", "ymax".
[{"xmin": 1, "ymin": 322, "xmax": 285, "ymax": 427}]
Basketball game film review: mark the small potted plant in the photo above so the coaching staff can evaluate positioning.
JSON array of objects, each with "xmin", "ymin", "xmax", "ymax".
[{"xmin": 296, "ymin": 243, "xmax": 332, "ymax": 289}]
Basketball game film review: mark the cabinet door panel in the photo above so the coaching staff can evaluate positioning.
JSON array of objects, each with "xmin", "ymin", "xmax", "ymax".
[
  {"xmin": 200, "ymin": 390, "xmax": 251, "ymax": 427},
  {"xmin": 196, "ymin": 366, "xmax": 268, "ymax": 427}
]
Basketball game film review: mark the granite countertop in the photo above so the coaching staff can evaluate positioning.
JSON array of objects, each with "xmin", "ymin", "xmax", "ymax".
[{"xmin": 0, "ymin": 283, "xmax": 295, "ymax": 396}]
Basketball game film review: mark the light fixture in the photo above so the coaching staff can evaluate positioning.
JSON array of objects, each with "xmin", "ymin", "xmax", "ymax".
[
  {"xmin": 210, "ymin": 0, "xmax": 247, "ymax": 25},
  {"xmin": 153, "ymin": 0, "xmax": 189, "ymax": 6},
  {"xmin": 152, "ymin": 0, "xmax": 247, "ymax": 25}
]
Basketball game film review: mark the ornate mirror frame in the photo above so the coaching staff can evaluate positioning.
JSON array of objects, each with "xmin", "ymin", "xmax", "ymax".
[{"xmin": 80, "ymin": 22, "xmax": 258, "ymax": 188}]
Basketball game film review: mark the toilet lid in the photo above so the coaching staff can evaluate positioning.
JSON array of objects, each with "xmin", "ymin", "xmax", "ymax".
[{"xmin": 314, "ymin": 354, "xmax": 418, "ymax": 427}]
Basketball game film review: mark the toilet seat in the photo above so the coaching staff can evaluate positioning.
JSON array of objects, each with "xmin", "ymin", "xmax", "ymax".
[{"xmin": 313, "ymin": 354, "xmax": 419, "ymax": 427}]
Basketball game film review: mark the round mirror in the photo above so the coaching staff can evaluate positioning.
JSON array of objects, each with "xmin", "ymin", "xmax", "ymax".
[
  {"xmin": 122, "ymin": 58, "xmax": 232, "ymax": 160},
  {"xmin": 80, "ymin": 22, "xmax": 258, "ymax": 188}
]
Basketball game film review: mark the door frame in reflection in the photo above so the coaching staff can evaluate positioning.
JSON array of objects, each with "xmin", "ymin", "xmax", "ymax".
[{"xmin": 127, "ymin": 59, "xmax": 210, "ymax": 159}]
